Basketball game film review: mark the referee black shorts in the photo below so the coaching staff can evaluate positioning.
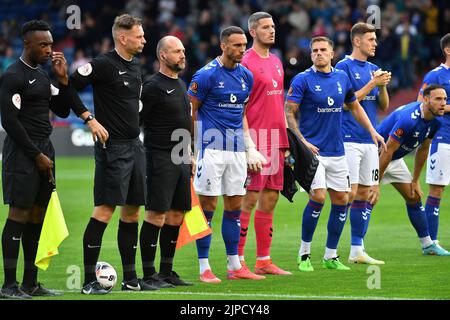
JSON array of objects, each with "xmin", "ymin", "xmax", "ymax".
[
  {"xmin": 145, "ymin": 148, "xmax": 191, "ymax": 212},
  {"xmin": 94, "ymin": 138, "xmax": 146, "ymax": 207},
  {"xmin": 2, "ymin": 136, "xmax": 55, "ymax": 208}
]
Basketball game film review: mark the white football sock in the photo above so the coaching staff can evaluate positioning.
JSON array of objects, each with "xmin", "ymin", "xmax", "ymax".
[
  {"xmin": 350, "ymin": 245, "xmax": 364, "ymax": 257},
  {"xmin": 256, "ymin": 256, "xmax": 270, "ymax": 261},
  {"xmin": 420, "ymin": 236, "xmax": 434, "ymax": 248},
  {"xmin": 299, "ymin": 241, "xmax": 311, "ymax": 256},
  {"xmin": 324, "ymin": 247, "xmax": 337, "ymax": 260},
  {"xmin": 199, "ymin": 258, "xmax": 211, "ymax": 274},
  {"xmin": 227, "ymin": 255, "xmax": 241, "ymax": 271}
]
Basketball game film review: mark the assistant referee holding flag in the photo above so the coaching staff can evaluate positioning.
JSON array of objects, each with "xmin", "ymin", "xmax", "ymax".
[
  {"xmin": 70, "ymin": 14, "xmax": 156, "ymax": 294},
  {"xmin": 0, "ymin": 20, "xmax": 106, "ymax": 299},
  {"xmin": 139, "ymin": 36, "xmax": 194, "ymax": 287}
]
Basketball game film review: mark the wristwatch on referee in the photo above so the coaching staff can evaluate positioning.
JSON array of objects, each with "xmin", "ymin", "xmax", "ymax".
[{"xmin": 83, "ymin": 114, "xmax": 95, "ymax": 124}]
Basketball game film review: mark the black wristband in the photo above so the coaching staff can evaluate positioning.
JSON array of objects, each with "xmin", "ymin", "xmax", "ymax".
[{"xmin": 83, "ymin": 114, "xmax": 94, "ymax": 124}]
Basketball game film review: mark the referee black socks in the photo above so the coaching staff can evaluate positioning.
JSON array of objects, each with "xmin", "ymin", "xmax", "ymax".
[
  {"xmin": 159, "ymin": 224, "xmax": 180, "ymax": 276},
  {"xmin": 140, "ymin": 221, "xmax": 161, "ymax": 278},
  {"xmin": 117, "ymin": 220, "xmax": 138, "ymax": 282},
  {"xmin": 83, "ymin": 217, "xmax": 107, "ymax": 285},
  {"xmin": 2, "ymin": 219, "xmax": 25, "ymax": 286},
  {"xmin": 22, "ymin": 222, "xmax": 43, "ymax": 287}
]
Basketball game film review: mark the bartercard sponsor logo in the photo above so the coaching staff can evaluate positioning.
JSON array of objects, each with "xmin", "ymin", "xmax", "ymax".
[
  {"xmin": 267, "ymin": 89, "xmax": 283, "ymax": 96},
  {"xmin": 218, "ymin": 103, "xmax": 244, "ymax": 108},
  {"xmin": 401, "ymin": 144, "xmax": 415, "ymax": 152},
  {"xmin": 317, "ymin": 106, "xmax": 341, "ymax": 113},
  {"xmin": 327, "ymin": 96, "xmax": 334, "ymax": 106}
]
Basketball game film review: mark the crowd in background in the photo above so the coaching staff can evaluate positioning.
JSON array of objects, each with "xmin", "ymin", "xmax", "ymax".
[{"xmin": 0, "ymin": 0, "xmax": 449, "ymax": 122}]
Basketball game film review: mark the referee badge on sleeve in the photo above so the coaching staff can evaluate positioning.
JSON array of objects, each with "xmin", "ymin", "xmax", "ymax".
[
  {"xmin": 12, "ymin": 93, "xmax": 21, "ymax": 109},
  {"xmin": 77, "ymin": 63, "xmax": 92, "ymax": 76},
  {"xmin": 50, "ymin": 84, "xmax": 60, "ymax": 96}
]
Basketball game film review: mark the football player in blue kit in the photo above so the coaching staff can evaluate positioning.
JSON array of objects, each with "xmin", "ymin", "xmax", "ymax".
[
  {"xmin": 417, "ymin": 33, "xmax": 450, "ymax": 251},
  {"xmin": 285, "ymin": 36, "xmax": 386, "ymax": 272},
  {"xmin": 188, "ymin": 26, "xmax": 267, "ymax": 283},
  {"xmin": 335, "ymin": 22, "xmax": 391, "ymax": 265},
  {"xmin": 375, "ymin": 84, "xmax": 450, "ymax": 256}
]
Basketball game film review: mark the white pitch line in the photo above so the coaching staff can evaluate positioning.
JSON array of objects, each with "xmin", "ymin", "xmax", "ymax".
[{"xmin": 57, "ymin": 289, "xmax": 429, "ymax": 300}]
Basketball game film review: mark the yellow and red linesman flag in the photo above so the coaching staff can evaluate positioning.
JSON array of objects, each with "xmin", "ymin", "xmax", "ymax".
[
  {"xmin": 35, "ymin": 190, "xmax": 69, "ymax": 270},
  {"xmin": 176, "ymin": 179, "xmax": 212, "ymax": 249}
]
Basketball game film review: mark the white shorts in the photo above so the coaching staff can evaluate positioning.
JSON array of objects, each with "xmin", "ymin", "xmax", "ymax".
[
  {"xmin": 381, "ymin": 158, "xmax": 412, "ymax": 185},
  {"xmin": 194, "ymin": 148, "xmax": 247, "ymax": 196},
  {"xmin": 426, "ymin": 143, "xmax": 450, "ymax": 186},
  {"xmin": 310, "ymin": 155, "xmax": 351, "ymax": 192},
  {"xmin": 344, "ymin": 142, "xmax": 379, "ymax": 186}
]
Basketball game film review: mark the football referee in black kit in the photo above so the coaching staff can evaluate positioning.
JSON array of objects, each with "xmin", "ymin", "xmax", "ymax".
[
  {"xmin": 139, "ymin": 36, "xmax": 194, "ymax": 287},
  {"xmin": 0, "ymin": 20, "xmax": 107, "ymax": 299},
  {"xmin": 70, "ymin": 14, "xmax": 157, "ymax": 294}
]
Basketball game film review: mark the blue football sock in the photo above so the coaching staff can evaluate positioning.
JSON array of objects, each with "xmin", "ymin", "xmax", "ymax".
[
  {"xmin": 406, "ymin": 202, "xmax": 429, "ymax": 238},
  {"xmin": 350, "ymin": 200, "xmax": 367, "ymax": 246},
  {"xmin": 326, "ymin": 204, "xmax": 348, "ymax": 249},
  {"xmin": 196, "ymin": 210, "xmax": 214, "ymax": 259},
  {"xmin": 425, "ymin": 196, "xmax": 441, "ymax": 241},
  {"xmin": 362, "ymin": 202, "xmax": 373, "ymax": 238},
  {"xmin": 301, "ymin": 200, "xmax": 324, "ymax": 242},
  {"xmin": 222, "ymin": 210, "xmax": 241, "ymax": 255}
]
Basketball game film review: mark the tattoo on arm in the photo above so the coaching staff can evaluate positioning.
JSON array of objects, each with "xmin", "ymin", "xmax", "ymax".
[{"xmin": 285, "ymin": 101, "xmax": 304, "ymax": 140}]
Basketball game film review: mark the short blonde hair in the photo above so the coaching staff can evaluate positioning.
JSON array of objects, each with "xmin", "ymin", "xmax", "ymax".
[{"xmin": 112, "ymin": 14, "xmax": 142, "ymax": 36}]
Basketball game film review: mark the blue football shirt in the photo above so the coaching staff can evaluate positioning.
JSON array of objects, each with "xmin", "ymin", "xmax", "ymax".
[
  {"xmin": 287, "ymin": 66, "xmax": 356, "ymax": 157},
  {"xmin": 377, "ymin": 102, "xmax": 441, "ymax": 160},
  {"xmin": 187, "ymin": 57, "xmax": 253, "ymax": 152},
  {"xmin": 335, "ymin": 55, "xmax": 380, "ymax": 144},
  {"xmin": 418, "ymin": 63, "xmax": 450, "ymax": 145}
]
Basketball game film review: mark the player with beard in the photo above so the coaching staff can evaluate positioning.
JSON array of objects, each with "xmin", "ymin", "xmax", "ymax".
[
  {"xmin": 375, "ymin": 85, "xmax": 449, "ymax": 256},
  {"xmin": 188, "ymin": 26, "xmax": 266, "ymax": 283},
  {"xmin": 417, "ymin": 34, "xmax": 450, "ymax": 252},
  {"xmin": 139, "ymin": 36, "xmax": 193, "ymax": 287}
]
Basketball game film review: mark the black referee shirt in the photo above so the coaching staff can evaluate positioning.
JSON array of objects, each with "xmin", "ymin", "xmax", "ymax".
[
  {"xmin": 70, "ymin": 49, "xmax": 142, "ymax": 140},
  {"xmin": 140, "ymin": 72, "xmax": 191, "ymax": 151},
  {"xmin": 0, "ymin": 59, "xmax": 86, "ymax": 159}
]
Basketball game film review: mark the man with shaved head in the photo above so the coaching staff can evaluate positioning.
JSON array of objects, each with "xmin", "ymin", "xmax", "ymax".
[{"xmin": 139, "ymin": 35, "xmax": 193, "ymax": 287}]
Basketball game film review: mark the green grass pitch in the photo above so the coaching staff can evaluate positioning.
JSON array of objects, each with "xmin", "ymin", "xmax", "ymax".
[{"xmin": 0, "ymin": 155, "xmax": 449, "ymax": 300}]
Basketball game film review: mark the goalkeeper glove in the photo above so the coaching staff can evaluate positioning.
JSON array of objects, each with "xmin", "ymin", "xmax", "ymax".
[{"xmin": 245, "ymin": 133, "xmax": 267, "ymax": 172}]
